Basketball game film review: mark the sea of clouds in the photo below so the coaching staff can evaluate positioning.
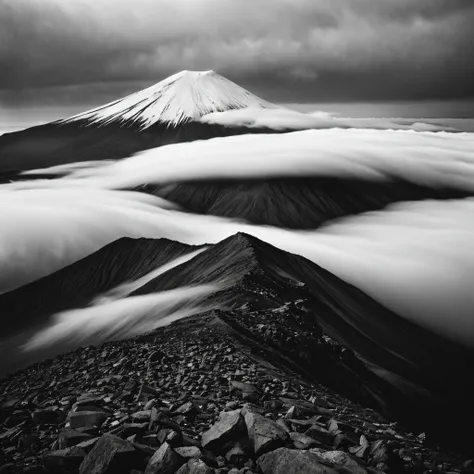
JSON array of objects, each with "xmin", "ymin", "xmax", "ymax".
[{"xmin": 2, "ymin": 126, "xmax": 474, "ymax": 351}]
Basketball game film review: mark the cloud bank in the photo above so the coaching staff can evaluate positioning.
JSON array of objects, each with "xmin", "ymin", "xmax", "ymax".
[
  {"xmin": 18, "ymin": 129, "xmax": 474, "ymax": 193},
  {"xmin": 2, "ymin": 128, "xmax": 474, "ymax": 347},
  {"xmin": 3, "ymin": 185, "xmax": 474, "ymax": 347},
  {"xmin": 24, "ymin": 285, "xmax": 219, "ymax": 351},
  {"xmin": 92, "ymin": 247, "xmax": 208, "ymax": 305},
  {"xmin": 201, "ymin": 107, "xmax": 456, "ymax": 132}
]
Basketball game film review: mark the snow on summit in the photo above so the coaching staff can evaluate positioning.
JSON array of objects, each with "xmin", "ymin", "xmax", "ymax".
[{"xmin": 59, "ymin": 70, "xmax": 275, "ymax": 129}]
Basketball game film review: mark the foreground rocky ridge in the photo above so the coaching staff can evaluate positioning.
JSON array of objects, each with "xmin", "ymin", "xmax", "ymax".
[
  {"xmin": 1, "ymin": 233, "xmax": 473, "ymax": 451},
  {"xmin": 1, "ymin": 312, "xmax": 472, "ymax": 474}
]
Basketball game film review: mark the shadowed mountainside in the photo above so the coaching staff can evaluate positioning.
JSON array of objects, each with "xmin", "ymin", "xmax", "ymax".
[
  {"xmin": 145, "ymin": 177, "xmax": 470, "ymax": 229},
  {"xmin": 0, "ymin": 121, "xmax": 280, "ymax": 174},
  {"xmin": 0, "ymin": 237, "xmax": 201, "ymax": 341},
  {"xmin": 0, "ymin": 233, "xmax": 472, "ymax": 450}
]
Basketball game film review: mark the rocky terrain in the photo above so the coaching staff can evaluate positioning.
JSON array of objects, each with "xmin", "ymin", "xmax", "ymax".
[
  {"xmin": 1, "ymin": 234, "xmax": 473, "ymax": 451},
  {"xmin": 1, "ymin": 306, "xmax": 474, "ymax": 474}
]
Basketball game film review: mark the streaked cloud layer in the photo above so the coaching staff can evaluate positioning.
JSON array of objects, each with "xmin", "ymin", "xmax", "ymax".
[{"xmin": 2, "ymin": 128, "xmax": 474, "ymax": 346}]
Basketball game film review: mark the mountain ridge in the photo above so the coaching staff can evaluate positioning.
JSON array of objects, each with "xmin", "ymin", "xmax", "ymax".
[
  {"xmin": 0, "ymin": 70, "xmax": 280, "ymax": 173},
  {"xmin": 58, "ymin": 70, "xmax": 275, "ymax": 129},
  {"xmin": 1, "ymin": 232, "xmax": 472, "ymax": 449}
]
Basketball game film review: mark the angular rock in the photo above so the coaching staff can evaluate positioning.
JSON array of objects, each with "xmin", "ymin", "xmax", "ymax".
[
  {"xmin": 174, "ymin": 446, "xmax": 202, "ymax": 459},
  {"xmin": 131, "ymin": 410, "xmax": 152, "ymax": 423},
  {"xmin": 175, "ymin": 401, "xmax": 198, "ymax": 418},
  {"xmin": 225, "ymin": 440, "xmax": 252, "ymax": 465},
  {"xmin": 44, "ymin": 447, "xmax": 86, "ymax": 471},
  {"xmin": 243, "ymin": 407, "xmax": 288, "ymax": 455},
  {"xmin": 58, "ymin": 428, "xmax": 94, "ymax": 449},
  {"xmin": 305, "ymin": 424, "xmax": 334, "ymax": 446},
  {"xmin": 122, "ymin": 423, "xmax": 148, "ymax": 438},
  {"xmin": 230, "ymin": 381, "xmax": 261, "ymax": 402},
  {"xmin": 74, "ymin": 398, "xmax": 104, "ymax": 412},
  {"xmin": 315, "ymin": 450, "xmax": 369, "ymax": 474},
  {"xmin": 144, "ymin": 442, "xmax": 183, "ymax": 474},
  {"xmin": 370, "ymin": 440, "xmax": 388, "ymax": 465},
  {"xmin": 79, "ymin": 433, "xmax": 137, "ymax": 474},
  {"xmin": 138, "ymin": 385, "xmax": 159, "ymax": 402},
  {"xmin": 290, "ymin": 432, "xmax": 320, "ymax": 450},
  {"xmin": 201, "ymin": 410, "xmax": 245, "ymax": 453},
  {"xmin": 175, "ymin": 459, "xmax": 213, "ymax": 474},
  {"xmin": 69, "ymin": 411, "xmax": 107, "ymax": 429},
  {"xmin": 257, "ymin": 448, "xmax": 339, "ymax": 474}
]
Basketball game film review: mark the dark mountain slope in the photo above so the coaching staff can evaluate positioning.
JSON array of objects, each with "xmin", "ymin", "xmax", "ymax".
[
  {"xmin": 1, "ymin": 233, "xmax": 472, "ymax": 448},
  {"xmin": 0, "ymin": 121, "xmax": 280, "ymax": 174},
  {"xmin": 0, "ymin": 69, "xmax": 280, "ymax": 173},
  {"xmin": 2, "ymin": 313, "xmax": 472, "ymax": 474},
  {"xmin": 146, "ymin": 177, "xmax": 470, "ymax": 229},
  {"xmin": 0, "ymin": 237, "xmax": 200, "ymax": 341},
  {"xmin": 131, "ymin": 234, "xmax": 474, "ymax": 428}
]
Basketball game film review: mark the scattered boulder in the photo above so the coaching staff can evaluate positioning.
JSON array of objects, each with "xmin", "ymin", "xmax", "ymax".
[
  {"xmin": 242, "ymin": 406, "xmax": 288, "ymax": 455},
  {"xmin": 305, "ymin": 424, "xmax": 334, "ymax": 446},
  {"xmin": 174, "ymin": 446, "xmax": 202, "ymax": 459},
  {"xmin": 175, "ymin": 401, "xmax": 198, "ymax": 418},
  {"xmin": 290, "ymin": 431, "xmax": 320, "ymax": 450},
  {"xmin": 225, "ymin": 440, "xmax": 252, "ymax": 465},
  {"xmin": 43, "ymin": 447, "xmax": 86, "ymax": 472},
  {"xmin": 79, "ymin": 434, "xmax": 137, "ymax": 474},
  {"xmin": 68, "ymin": 411, "xmax": 107, "ymax": 429},
  {"xmin": 131, "ymin": 410, "xmax": 152, "ymax": 423},
  {"xmin": 257, "ymin": 447, "xmax": 339, "ymax": 474},
  {"xmin": 229, "ymin": 381, "xmax": 261, "ymax": 402},
  {"xmin": 201, "ymin": 410, "xmax": 246, "ymax": 453},
  {"xmin": 144, "ymin": 442, "xmax": 183, "ymax": 474},
  {"xmin": 175, "ymin": 458, "xmax": 213, "ymax": 474},
  {"xmin": 58, "ymin": 428, "xmax": 94, "ymax": 449}
]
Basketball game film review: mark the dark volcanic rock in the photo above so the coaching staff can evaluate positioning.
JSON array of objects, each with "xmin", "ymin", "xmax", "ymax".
[
  {"xmin": 201, "ymin": 409, "xmax": 246, "ymax": 453},
  {"xmin": 2, "ymin": 231, "xmax": 474, "ymax": 459},
  {"xmin": 43, "ymin": 446, "xmax": 86, "ymax": 472},
  {"xmin": 257, "ymin": 447, "xmax": 339, "ymax": 474},
  {"xmin": 68, "ymin": 411, "xmax": 107, "ymax": 429},
  {"xmin": 1, "ymin": 264, "xmax": 473, "ymax": 474},
  {"xmin": 58, "ymin": 429, "xmax": 94, "ymax": 449},
  {"xmin": 79, "ymin": 434, "xmax": 136, "ymax": 474},
  {"xmin": 144, "ymin": 442, "xmax": 183, "ymax": 474},
  {"xmin": 242, "ymin": 406, "xmax": 289, "ymax": 455},
  {"xmin": 175, "ymin": 459, "xmax": 213, "ymax": 474}
]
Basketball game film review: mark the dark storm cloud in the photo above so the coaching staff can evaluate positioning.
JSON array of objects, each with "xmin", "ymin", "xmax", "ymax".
[{"xmin": 1, "ymin": 0, "xmax": 474, "ymax": 105}]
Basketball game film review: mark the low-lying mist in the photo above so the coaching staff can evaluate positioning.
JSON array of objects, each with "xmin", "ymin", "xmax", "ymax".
[
  {"xmin": 17, "ymin": 129, "xmax": 474, "ymax": 193},
  {"xmin": 2, "ymin": 128, "xmax": 474, "ymax": 347},
  {"xmin": 201, "ymin": 107, "xmax": 457, "ymax": 132},
  {"xmin": 23, "ymin": 284, "xmax": 220, "ymax": 351}
]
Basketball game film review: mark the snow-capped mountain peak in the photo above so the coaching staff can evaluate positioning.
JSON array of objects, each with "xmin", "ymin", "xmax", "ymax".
[{"xmin": 59, "ymin": 70, "xmax": 275, "ymax": 129}]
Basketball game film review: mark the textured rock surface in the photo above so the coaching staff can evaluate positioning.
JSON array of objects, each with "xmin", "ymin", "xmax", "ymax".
[
  {"xmin": 0, "ymin": 311, "xmax": 473, "ymax": 473},
  {"xmin": 257, "ymin": 448, "xmax": 339, "ymax": 474},
  {"xmin": 79, "ymin": 434, "xmax": 136, "ymax": 474}
]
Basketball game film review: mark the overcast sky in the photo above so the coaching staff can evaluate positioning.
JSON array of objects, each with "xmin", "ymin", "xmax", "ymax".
[{"xmin": 1, "ymin": 0, "xmax": 474, "ymax": 119}]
